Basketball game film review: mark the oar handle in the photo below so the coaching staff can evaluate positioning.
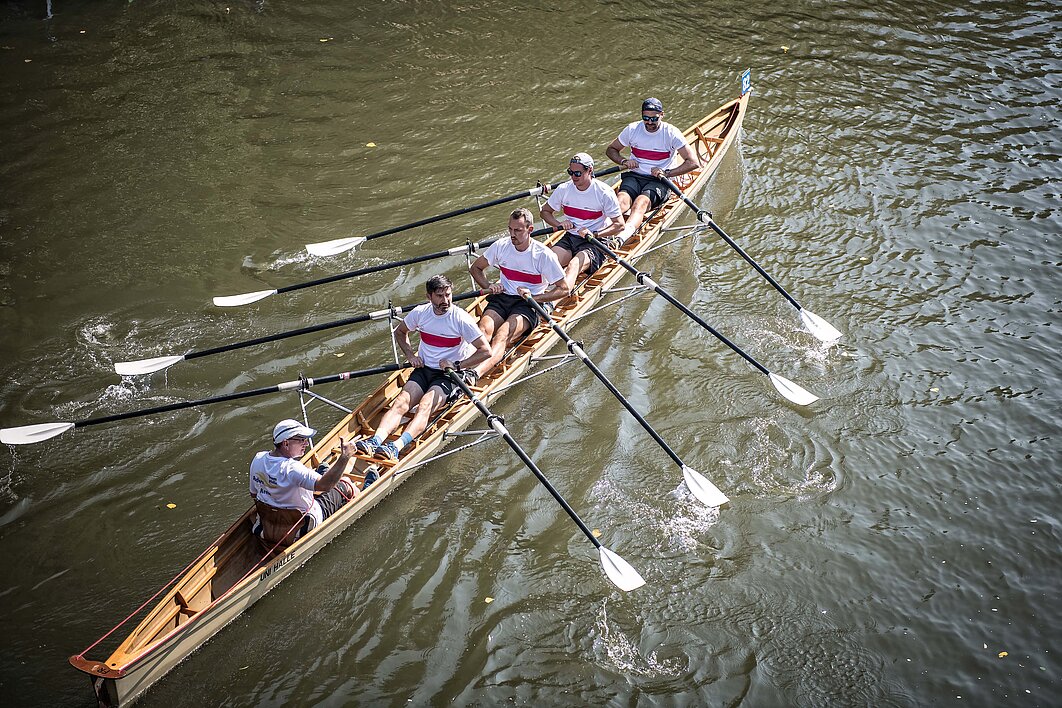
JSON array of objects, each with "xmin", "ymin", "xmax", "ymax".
[
  {"xmin": 444, "ymin": 368, "xmax": 601, "ymax": 548},
  {"xmin": 660, "ymin": 176, "xmax": 802, "ymax": 310},
  {"xmin": 75, "ymin": 363, "xmax": 409, "ymax": 429},
  {"xmin": 522, "ymin": 296, "xmax": 684, "ymax": 469},
  {"xmin": 189, "ymin": 290, "xmax": 485, "ymax": 361}
]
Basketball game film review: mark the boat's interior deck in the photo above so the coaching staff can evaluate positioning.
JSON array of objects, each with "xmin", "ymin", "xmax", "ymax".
[{"xmin": 92, "ymin": 96, "xmax": 744, "ymax": 673}]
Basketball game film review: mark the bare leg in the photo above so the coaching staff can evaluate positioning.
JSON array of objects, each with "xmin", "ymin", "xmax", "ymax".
[
  {"xmin": 373, "ymin": 382, "xmax": 423, "ymax": 441},
  {"xmin": 619, "ymin": 194, "xmax": 652, "ymax": 239},
  {"xmin": 562, "ymin": 249, "xmax": 594, "ymax": 292},
  {"xmin": 473, "ymin": 311, "xmax": 504, "ymax": 377},
  {"xmin": 402, "ymin": 386, "xmax": 448, "ymax": 440}
]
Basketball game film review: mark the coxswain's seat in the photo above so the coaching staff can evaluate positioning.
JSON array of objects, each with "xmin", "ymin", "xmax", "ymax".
[{"xmin": 253, "ymin": 500, "xmax": 309, "ymax": 557}]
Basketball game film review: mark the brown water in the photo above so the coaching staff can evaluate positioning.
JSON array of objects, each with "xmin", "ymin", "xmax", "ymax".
[{"xmin": 1, "ymin": 0, "xmax": 1059, "ymax": 705}]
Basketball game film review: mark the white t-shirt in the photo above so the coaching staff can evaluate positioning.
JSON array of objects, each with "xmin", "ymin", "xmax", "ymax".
[
  {"xmin": 546, "ymin": 179, "xmax": 622, "ymax": 234},
  {"xmin": 403, "ymin": 302, "xmax": 483, "ymax": 369},
  {"xmin": 484, "ymin": 238, "xmax": 566, "ymax": 295},
  {"xmin": 249, "ymin": 451, "xmax": 323, "ymax": 524},
  {"xmin": 617, "ymin": 121, "xmax": 689, "ymax": 175}
]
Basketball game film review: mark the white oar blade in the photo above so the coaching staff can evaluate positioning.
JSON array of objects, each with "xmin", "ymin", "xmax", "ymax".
[
  {"xmin": 598, "ymin": 546, "xmax": 646, "ymax": 592},
  {"xmin": 681, "ymin": 464, "xmax": 729, "ymax": 507},
  {"xmin": 114, "ymin": 355, "xmax": 185, "ymax": 376},
  {"xmin": 768, "ymin": 372, "xmax": 819, "ymax": 406},
  {"xmin": 800, "ymin": 308, "xmax": 842, "ymax": 343},
  {"xmin": 0, "ymin": 422, "xmax": 75, "ymax": 445},
  {"xmin": 305, "ymin": 236, "xmax": 366, "ymax": 257},
  {"xmin": 212, "ymin": 289, "xmax": 277, "ymax": 307}
]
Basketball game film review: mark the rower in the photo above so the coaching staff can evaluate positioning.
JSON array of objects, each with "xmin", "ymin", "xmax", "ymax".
[
  {"xmin": 467, "ymin": 208, "xmax": 569, "ymax": 379},
  {"xmin": 250, "ymin": 419, "xmax": 357, "ymax": 549},
  {"xmin": 356, "ymin": 275, "xmax": 491, "ymax": 462},
  {"xmin": 540, "ymin": 152, "xmax": 625, "ymax": 293},
  {"xmin": 605, "ymin": 97, "xmax": 699, "ymax": 240}
]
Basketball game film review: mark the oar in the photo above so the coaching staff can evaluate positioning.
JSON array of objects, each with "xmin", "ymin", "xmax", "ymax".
[
  {"xmin": 0, "ymin": 363, "xmax": 408, "ymax": 445},
  {"xmin": 523, "ymin": 296, "xmax": 728, "ymax": 507},
  {"xmin": 117, "ymin": 290, "xmax": 485, "ymax": 376},
  {"xmin": 586, "ymin": 235, "xmax": 819, "ymax": 406},
  {"xmin": 304, "ymin": 166, "xmax": 621, "ymax": 257},
  {"xmin": 215, "ymin": 226, "xmax": 561, "ymax": 308},
  {"xmin": 444, "ymin": 368, "xmax": 645, "ymax": 592},
  {"xmin": 660, "ymin": 176, "xmax": 842, "ymax": 343}
]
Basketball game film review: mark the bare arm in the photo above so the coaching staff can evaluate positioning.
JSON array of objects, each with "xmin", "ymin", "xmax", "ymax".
[
  {"xmin": 650, "ymin": 144, "xmax": 699, "ymax": 179},
  {"xmin": 606, "ymin": 138, "xmax": 629, "ymax": 168},
  {"xmin": 469, "ymin": 254, "xmax": 499, "ymax": 293},
  {"xmin": 441, "ymin": 335, "xmax": 492, "ymax": 372},
  {"xmin": 314, "ymin": 438, "xmax": 356, "ymax": 492},
  {"xmin": 393, "ymin": 320, "xmax": 422, "ymax": 367},
  {"xmin": 522, "ymin": 278, "xmax": 570, "ymax": 304},
  {"xmin": 583, "ymin": 214, "xmax": 625, "ymax": 240},
  {"xmin": 540, "ymin": 203, "xmax": 563, "ymax": 230}
]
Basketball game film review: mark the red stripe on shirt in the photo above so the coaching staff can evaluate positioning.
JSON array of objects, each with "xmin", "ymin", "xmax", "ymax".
[
  {"xmin": 500, "ymin": 265, "xmax": 542, "ymax": 284},
  {"xmin": 563, "ymin": 206, "xmax": 603, "ymax": 220},
  {"xmin": 632, "ymin": 146, "xmax": 672, "ymax": 161},
  {"xmin": 420, "ymin": 331, "xmax": 462, "ymax": 348}
]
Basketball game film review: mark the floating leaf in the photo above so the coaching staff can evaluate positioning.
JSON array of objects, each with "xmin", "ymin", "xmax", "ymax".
[
  {"xmin": 930, "ymin": 387, "xmax": 939, "ymax": 392},
  {"xmin": 366, "ymin": 142, "xmax": 377, "ymax": 147},
  {"xmin": 781, "ymin": 46, "xmax": 790, "ymax": 53},
  {"xmin": 166, "ymin": 503, "xmax": 177, "ymax": 509},
  {"xmin": 998, "ymin": 651, "xmax": 1008, "ymax": 658},
  {"xmin": 335, "ymin": 352, "xmax": 345, "ymax": 357},
  {"xmin": 484, "ymin": 596, "xmax": 494, "ymax": 603},
  {"xmin": 592, "ymin": 528, "xmax": 602, "ymax": 538}
]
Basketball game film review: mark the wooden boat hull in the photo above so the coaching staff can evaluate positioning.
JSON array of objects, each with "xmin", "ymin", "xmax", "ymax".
[{"xmin": 70, "ymin": 86, "xmax": 750, "ymax": 707}]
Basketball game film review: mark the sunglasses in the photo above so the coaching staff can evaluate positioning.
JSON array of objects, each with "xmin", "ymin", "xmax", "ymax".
[
  {"xmin": 566, "ymin": 168, "xmax": 585, "ymax": 177},
  {"xmin": 641, "ymin": 115, "xmax": 661, "ymax": 123}
]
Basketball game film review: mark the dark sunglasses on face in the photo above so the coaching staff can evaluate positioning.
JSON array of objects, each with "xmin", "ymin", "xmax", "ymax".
[
  {"xmin": 567, "ymin": 168, "xmax": 585, "ymax": 177},
  {"xmin": 641, "ymin": 115, "xmax": 661, "ymax": 123}
]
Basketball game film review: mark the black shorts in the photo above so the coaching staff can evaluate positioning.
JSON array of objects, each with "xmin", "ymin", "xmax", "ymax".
[
  {"xmin": 408, "ymin": 366, "xmax": 462, "ymax": 402},
  {"xmin": 484, "ymin": 293, "xmax": 539, "ymax": 329},
  {"xmin": 555, "ymin": 231, "xmax": 604, "ymax": 274},
  {"xmin": 619, "ymin": 172, "xmax": 670, "ymax": 209}
]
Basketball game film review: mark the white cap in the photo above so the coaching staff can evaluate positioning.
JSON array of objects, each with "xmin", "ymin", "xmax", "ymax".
[
  {"xmin": 570, "ymin": 152, "xmax": 594, "ymax": 169},
  {"xmin": 272, "ymin": 419, "xmax": 316, "ymax": 444}
]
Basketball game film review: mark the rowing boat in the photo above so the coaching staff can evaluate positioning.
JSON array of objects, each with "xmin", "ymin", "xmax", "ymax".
[{"xmin": 70, "ymin": 78, "xmax": 751, "ymax": 706}]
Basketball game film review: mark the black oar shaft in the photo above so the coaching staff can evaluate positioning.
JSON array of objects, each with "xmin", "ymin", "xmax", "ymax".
[
  {"xmin": 284, "ymin": 226, "xmax": 560, "ymax": 298},
  {"xmin": 661, "ymin": 176, "xmax": 801, "ymax": 310},
  {"xmin": 74, "ymin": 364, "xmax": 406, "ymax": 429},
  {"xmin": 190, "ymin": 290, "xmax": 483, "ymax": 361},
  {"xmin": 445, "ymin": 370, "xmax": 601, "ymax": 549},
  {"xmin": 588, "ymin": 237, "xmax": 770, "ymax": 376},
  {"xmin": 279, "ymin": 245, "xmax": 485, "ymax": 296},
  {"xmin": 705, "ymin": 220, "xmax": 800, "ymax": 309},
  {"xmin": 341, "ymin": 167, "xmax": 619, "ymax": 249},
  {"xmin": 525, "ymin": 299, "xmax": 683, "ymax": 468}
]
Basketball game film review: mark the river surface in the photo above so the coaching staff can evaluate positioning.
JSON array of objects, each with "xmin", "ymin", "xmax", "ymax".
[{"xmin": 1, "ymin": 0, "xmax": 1058, "ymax": 705}]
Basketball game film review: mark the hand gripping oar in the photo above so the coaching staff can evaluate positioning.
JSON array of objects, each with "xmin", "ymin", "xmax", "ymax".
[
  {"xmin": 660, "ymin": 176, "xmax": 842, "ymax": 343},
  {"xmin": 304, "ymin": 166, "xmax": 621, "ymax": 257},
  {"xmin": 522, "ymin": 296, "xmax": 728, "ymax": 507},
  {"xmin": 585, "ymin": 235, "xmax": 819, "ymax": 406},
  {"xmin": 0, "ymin": 363, "xmax": 409, "ymax": 445},
  {"xmin": 443, "ymin": 368, "xmax": 645, "ymax": 592},
  {"xmin": 117, "ymin": 290, "xmax": 486, "ymax": 376},
  {"xmin": 215, "ymin": 226, "xmax": 561, "ymax": 308}
]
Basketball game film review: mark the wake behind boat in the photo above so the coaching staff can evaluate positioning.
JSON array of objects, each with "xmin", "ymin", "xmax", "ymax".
[{"xmin": 67, "ymin": 81, "xmax": 751, "ymax": 706}]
